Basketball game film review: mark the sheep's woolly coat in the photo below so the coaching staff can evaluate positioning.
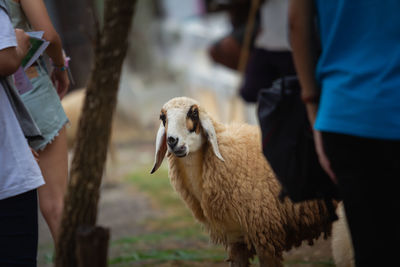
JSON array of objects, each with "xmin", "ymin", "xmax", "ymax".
[{"xmin": 167, "ymin": 116, "xmax": 333, "ymax": 259}]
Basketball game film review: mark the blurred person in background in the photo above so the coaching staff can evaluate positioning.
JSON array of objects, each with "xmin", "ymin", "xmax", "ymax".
[
  {"xmin": 4, "ymin": 0, "xmax": 70, "ymax": 243},
  {"xmin": 207, "ymin": 0, "xmax": 260, "ymax": 71},
  {"xmin": 0, "ymin": 2, "xmax": 45, "ymax": 265},
  {"xmin": 239, "ymin": 0, "xmax": 295, "ymax": 103},
  {"xmin": 289, "ymin": 0, "xmax": 400, "ymax": 266}
]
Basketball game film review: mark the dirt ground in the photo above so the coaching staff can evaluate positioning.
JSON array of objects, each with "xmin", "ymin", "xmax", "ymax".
[{"xmin": 37, "ymin": 120, "xmax": 334, "ymax": 267}]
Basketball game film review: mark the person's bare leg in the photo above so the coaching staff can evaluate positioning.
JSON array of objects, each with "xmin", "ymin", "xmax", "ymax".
[{"xmin": 37, "ymin": 127, "xmax": 68, "ymax": 243}]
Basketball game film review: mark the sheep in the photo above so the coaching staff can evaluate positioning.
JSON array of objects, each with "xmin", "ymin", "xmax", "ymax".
[
  {"xmin": 331, "ymin": 202, "xmax": 354, "ymax": 267},
  {"xmin": 61, "ymin": 88, "xmax": 85, "ymax": 150},
  {"xmin": 151, "ymin": 96, "xmax": 335, "ymax": 267},
  {"xmin": 61, "ymin": 88, "xmax": 116, "ymax": 160}
]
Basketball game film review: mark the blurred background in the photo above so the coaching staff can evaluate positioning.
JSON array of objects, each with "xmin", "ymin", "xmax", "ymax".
[
  {"xmin": 48, "ymin": 0, "xmax": 257, "ymax": 131},
  {"xmin": 37, "ymin": 0, "xmax": 334, "ymax": 266}
]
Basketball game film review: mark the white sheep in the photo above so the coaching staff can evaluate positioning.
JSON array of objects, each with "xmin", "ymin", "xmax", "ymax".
[{"xmin": 151, "ymin": 97, "xmax": 335, "ymax": 267}]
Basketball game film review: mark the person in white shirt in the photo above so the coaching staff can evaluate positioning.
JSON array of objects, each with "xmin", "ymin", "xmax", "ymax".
[
  {"xmin": 239, "ymin": 0, "xmax": 296, "ymax": 103},
  {"xmin": 0, "ymin": 5, "xmax": 45, "ymax": 266}
]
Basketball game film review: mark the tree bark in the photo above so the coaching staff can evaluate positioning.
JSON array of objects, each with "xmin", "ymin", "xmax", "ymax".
[
  {"xmin": 76, "ymin": 226, "xmax": 110, "ymax": 267},
  {"xmin": 55, "ymin": 1, "xmax": 137, "ymax": 266}
]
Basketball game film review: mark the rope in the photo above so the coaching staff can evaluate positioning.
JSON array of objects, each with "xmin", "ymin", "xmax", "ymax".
[{"xmin": 237, "ymin": 0, "xmax": 260, "ymax": 75}]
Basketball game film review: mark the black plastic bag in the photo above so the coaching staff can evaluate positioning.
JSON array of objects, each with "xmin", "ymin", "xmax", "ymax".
[{"xmin": 257, "ymin": 76, "xmax": 340, "ymax": 203}]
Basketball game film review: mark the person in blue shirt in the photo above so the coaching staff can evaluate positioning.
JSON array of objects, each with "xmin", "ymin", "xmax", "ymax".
[{"xmin": 289, "ymin": 0, "xmax": 400, "ymax": 266}]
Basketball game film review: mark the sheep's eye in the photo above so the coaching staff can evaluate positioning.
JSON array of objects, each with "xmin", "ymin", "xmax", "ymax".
[
  {"xmin": 160, "ymin": 113, "xmax": 166, "ymax": 126},
  {"xmin": 187, "ymin": 105, "xmax": 199, "ymax": 133},
  {"xmin": 187, "ymin": 106, "xmax": 199, "ymax": 120}
]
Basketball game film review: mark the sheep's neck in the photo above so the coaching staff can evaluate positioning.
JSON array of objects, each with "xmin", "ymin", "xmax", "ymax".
[{"xmin": 179, "ymin": 150, "xmax": 204, "ymax": 203}]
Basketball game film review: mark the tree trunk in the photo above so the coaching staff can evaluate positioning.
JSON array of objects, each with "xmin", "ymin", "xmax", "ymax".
[
  {"xmin": 55, "ymin": 1, "xmax": 137, "ymax": 266},
  {"xmin": 76, "ymin": 226, "xmax": 110, "ymax": 267}
]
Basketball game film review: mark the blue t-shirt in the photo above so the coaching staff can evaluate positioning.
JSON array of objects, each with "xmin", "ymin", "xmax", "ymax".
[{"xmin": 314, "ymin": 0, "xmax": 400, "ymax": 140}]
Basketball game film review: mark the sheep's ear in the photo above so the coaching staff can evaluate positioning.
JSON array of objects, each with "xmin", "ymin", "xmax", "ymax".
[
  {"xmin": 151, "ymin": 123, "xmax": 167, "ymax": 173},
  {"xmin": 199, "ymin": 113, "xmax": 224, "ymax": 161}
]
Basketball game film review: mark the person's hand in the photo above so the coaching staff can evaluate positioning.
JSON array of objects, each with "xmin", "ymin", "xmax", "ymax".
[
  {"xmin": 305, "ymin": 102, "xmax": 337, "ymax": 183},
  {"xmin": 51, "ymin": 68, "xmax": 70, "ymax": 99},
  {"xmin": 14, "ymin": 28, "xmax": 30, "ymax": 58},
  {"xmin": 313, "ymin": 130, "xmax": 337, "ymax": 183},
  {"xmin": 304, "ymin": 101, "xmax": 318, "ymax": 126}
]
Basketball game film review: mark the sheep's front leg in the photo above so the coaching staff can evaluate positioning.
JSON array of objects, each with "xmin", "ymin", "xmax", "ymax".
[{"xmin": 226, "ymin": 242, "xmax": 254, "ymax": 267}]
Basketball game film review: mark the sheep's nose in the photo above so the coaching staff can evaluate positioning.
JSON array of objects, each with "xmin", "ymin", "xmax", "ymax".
[{"xmin": 167, "ymin": 136, "xmax": 178, "ymax": 149}]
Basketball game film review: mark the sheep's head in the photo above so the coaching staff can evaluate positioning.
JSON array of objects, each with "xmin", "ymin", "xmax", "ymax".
[{"xmin": 151, "ymin": 97, "xmax": 224, "ymax": 173}]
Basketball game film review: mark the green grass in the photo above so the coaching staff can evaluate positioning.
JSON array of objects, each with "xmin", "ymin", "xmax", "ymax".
[
  {"xmin": 128, "ymin": 164, "xmax": 183, "ymax": 207},
  {"xmin": 109, "ymin": 248, "xmax": 225, "ymax": 264},
  {"xmin": 109, "ymin": 163, "xmax": 226, "ymax": 265},
  {"xmin": 125, "ymin": 164, "xmax": 202, "ymax": 230},
  {"xmin": 284, "ymin": 259, "xmax": 335, "ymax": 266}
]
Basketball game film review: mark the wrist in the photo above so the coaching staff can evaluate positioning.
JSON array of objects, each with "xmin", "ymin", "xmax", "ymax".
[
  {"xmin": 53, "ymin": 64, "xmax": 68, "ymax": 72},
  {"xmin": 51, "ymin": 54, "xmax": 70, "ymax": 72},
  {"xmin": 301, "ymin": 92, "xmax": 319, "ymax": 104}
]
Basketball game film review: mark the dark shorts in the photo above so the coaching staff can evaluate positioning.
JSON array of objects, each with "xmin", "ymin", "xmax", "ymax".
[{"xmin": 0, "ymin": 190, "xmax": 38, "ymax": 267}]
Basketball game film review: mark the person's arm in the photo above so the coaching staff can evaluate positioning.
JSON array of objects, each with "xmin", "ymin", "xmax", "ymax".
[
  {"xmin": 288, "ymin": 0, "xmax": 319, "ymax": 124},
  {"xmin": 288, "ymin": 0, "xmax": 336, "ymax": 182},
  {"xmin": 0, "ymin": 29, "xmax": 30, "ymax": 76},
  {"xmin": 20, "ymin": 0, "xmax": 69, "ymax": 99}
]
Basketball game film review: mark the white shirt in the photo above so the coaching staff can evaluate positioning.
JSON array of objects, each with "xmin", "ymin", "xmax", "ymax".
[
  {"xmin": 0, "ymin": 8, "xmax": 44, "ymax": 200},
  {"xmin": 254, "ymin": 0, "xmax": 291, "ymax": 51},
  {"xmin": 0, "ymin": 9, "xmax": 17, "ymax": 49}
]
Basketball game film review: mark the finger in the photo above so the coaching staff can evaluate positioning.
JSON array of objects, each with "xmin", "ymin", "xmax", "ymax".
[
  {"xmin": 313, "ymin": 130, "xmax": 337, "ymax": 183},
  {"xmin": 59, "ymin": 89, "xmax": 66, "ymax": 99},
  {"xmin": 51, "ymin": 71, "xmax": 57, "ymax": 84},
  {"xmin": 321, "ymin": 157, "xmax": 337, "ymax": 183},
  {"xmin": 329, "ymin": 172, "xmax": 337, "ymax": 184},
  {"xmin": 57, "ymin": 86, "xmax": 63, "ymax": 99},
  {"xmin": 30, "ymin": 148, "xmax": 39, "ymax": 162},
  {"xmin": 58, "ymin": 85, "xmax": 68, "ymax": 99}
]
